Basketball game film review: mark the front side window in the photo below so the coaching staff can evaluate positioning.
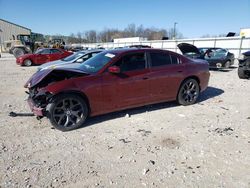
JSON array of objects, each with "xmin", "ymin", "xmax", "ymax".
[{"xmin": 114, "ymin": 53, "xmax": 146, "ymax": 72}]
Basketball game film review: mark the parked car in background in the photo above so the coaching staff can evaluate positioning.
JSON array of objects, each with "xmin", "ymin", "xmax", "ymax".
[
  {"xmin": 37, "ymin": 49, "xmax": 103, "ymax": 71},
  {"xmin": 16, "ymin": 48, "xmax": 73, "ymax": 66},
  {"xmin": 177, "ymin": 43, "xmax": 204, "ymax": 59},
  {"xmin": 199, "ymin": 48, "xmax": 234, "ymax": 69},
  {"xmin": 178, "ymin": 44, "xmax": 235, "ymax": 69},
  {"xmin": 238, "ymin": 51, "xmax": 250, "ymax": 79},
  {"xmin": 25, "ymin": 48, "xmax": 210, "ymax": 131},
  {"xmin": 128, "ymin": 45, "xmax": 152, "ymax": 48}
]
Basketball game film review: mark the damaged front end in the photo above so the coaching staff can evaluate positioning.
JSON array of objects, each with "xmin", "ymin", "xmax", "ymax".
[
  {"xmin": 24, "ymin": 68, "xmax": 88, "ymax": 118},
  {"xmin": 26, "ymin": 87, "xmax": 53, "ymax": 118}
]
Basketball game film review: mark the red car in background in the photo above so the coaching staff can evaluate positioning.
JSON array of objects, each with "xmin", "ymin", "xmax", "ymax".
[{"xmin": 16, "ymin": 48, "xmax": 73, "ymax": 66}]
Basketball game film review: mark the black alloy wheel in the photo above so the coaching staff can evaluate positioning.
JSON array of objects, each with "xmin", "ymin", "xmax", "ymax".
[
  {"xmin": 48, "ymin": 94, "xmax": 88, "ymax": 131},
  {"xmin": 177, "ymin": 78, "xmax": 200, "ymax": 105}
]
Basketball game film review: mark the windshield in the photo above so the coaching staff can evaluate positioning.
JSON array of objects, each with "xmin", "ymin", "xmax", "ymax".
[
  {"xmin": 62, "ymin": 52, "xmax": 85, "ymax": 62},
  {"xmin": 79, "ymin": 52, "xmax": 116, "ymax": 73}
]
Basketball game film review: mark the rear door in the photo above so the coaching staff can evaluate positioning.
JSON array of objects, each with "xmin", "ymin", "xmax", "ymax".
[
  {"xmin": 148, "ymin": 51, "xmax": 185, "ymax": 101},
  {"xmin": 50, "ymin": 49, "xmax": 63, "ymax": 61}
]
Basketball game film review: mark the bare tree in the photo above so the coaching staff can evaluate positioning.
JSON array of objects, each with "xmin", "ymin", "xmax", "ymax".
[
  {"xmin": 85, "ymin": 30, "xmax": 97, "ymax": 43},
  {"xmin": 63, "ymin": 23, "xmax": 183, "ymax": 43},
  {"xmin": 76, "ymin": 32, "xmax": 82, "ymax": 44},
  {"xmin": 168, "ymin": 28, "xmax": 184, "ymax": 39}
]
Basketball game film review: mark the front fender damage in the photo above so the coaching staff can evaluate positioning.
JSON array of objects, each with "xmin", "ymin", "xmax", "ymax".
[{"xmin": 25, "ymin": 69, "xmax": 88, "ymax": 117}]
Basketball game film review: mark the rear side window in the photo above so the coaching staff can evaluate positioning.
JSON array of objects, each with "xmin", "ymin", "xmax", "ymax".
[
  {"xmin": 50, "ymin": 49, "xmax": 61, "ymax": 54},
  {"xmin": 150, "ymin": 52, "xmax": 171, "ymax": 67},
  {"xmin": 40, "ymin": 49, "xmax": 51, "ymax": 54},
  {"xmin": 170, "ymin": 55, "xmax": 180, "ymax": 64}
]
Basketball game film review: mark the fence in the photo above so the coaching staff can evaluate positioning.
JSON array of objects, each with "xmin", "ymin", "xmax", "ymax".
[{"xmin": 77, "ymin": 36, "xmax": 250, "ymax": 58}]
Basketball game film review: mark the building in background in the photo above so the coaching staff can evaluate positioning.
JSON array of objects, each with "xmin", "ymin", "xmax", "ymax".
[
  {"xmin": 0, "ymin": 18, "xmax": 31, "ymax": 52},
  {"xmin": 113, "ymin": 37, "xmax": 148, "ymax": 43},
  {"xmin": 240, "ymin": 28, "xmax": 250, "ymax": 38}
]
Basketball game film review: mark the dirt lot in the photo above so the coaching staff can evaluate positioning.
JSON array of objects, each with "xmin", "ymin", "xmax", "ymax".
[{"xmin": 0, "ymin": 53, "xmax": 249, "ymax": 188}]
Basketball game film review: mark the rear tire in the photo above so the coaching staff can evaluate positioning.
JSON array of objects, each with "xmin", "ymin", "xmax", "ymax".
[
  {"xmin": 177, "ymin": 78, "xmax": 200, "ymax": 105},
  {"xmin": 47, "ymin": 94, "xmax": 88, "ymax": 131},
  {"xmin": 238, "ymin": 67, "xmax": 247, "ymax": 79},
  {"xmin": 13, "ymin": 48, "xmax": 25, "ymax": 58}
]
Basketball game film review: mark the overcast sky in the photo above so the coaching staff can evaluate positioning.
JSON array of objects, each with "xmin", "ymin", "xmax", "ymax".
[{"xmin": 0, "ymin": 0, "xmax": 249, "ymax": 38}]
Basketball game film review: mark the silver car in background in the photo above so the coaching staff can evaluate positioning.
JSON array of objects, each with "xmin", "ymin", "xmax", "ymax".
[{"xmin": 37, "ymin": 49, "xmax": 104, "ymax": 71}]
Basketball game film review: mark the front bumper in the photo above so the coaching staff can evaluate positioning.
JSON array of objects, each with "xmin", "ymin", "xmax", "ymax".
[
  {"xmin": 16, "ymin": 59, "xmax": 23, "ymax": 65},
  {"xmin": 27, "ymin": 97, "xmax": 45, "ymax": 117},
  {"xmin": 208, "ymin": 59, "xmax": 234, "ymax": 69}
]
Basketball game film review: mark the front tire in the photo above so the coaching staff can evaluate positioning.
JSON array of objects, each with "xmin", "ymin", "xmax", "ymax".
[
  {"xmin": 47, "ymin": 94, "xmax": 88, "ymax": 131},
  {"xmin": 238, "ymin": 67, "xmax": 247, "ymax": 79},
  {"xmin": 23, "ymin": 59, "xmax": 32, "ymax": 66},
  {"xmin": 177, "ymin": 79, "xmax": 200, "ymax": 106}
]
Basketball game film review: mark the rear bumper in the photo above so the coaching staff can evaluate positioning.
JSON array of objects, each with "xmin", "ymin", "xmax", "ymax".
[
  {"xmin": 200, "ymin": 71, "xmax": 210, "ymax": 92},
  {"xmin": 27, "ymin": 97, "xmax": 44, "ymax": 117}
]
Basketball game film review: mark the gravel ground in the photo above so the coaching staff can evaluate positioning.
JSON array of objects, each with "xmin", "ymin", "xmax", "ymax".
[{"xmin": 0, "ymin": 53, "xmax": 250, "ymax": 188}]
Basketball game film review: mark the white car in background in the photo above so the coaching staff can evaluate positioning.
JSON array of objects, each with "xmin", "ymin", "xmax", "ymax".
[{"xmin": 37, "ymin": 49, "xmax": 104, "ymax": 71}]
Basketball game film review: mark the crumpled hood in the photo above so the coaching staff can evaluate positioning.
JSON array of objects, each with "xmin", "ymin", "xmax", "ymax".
[
  {"xmin": 24, "ymin": 69, "xmax": 53, "ymax": 88},
  {"xmin": 24, "ymin": 67, "xmax": 88, "ymax": 88},
  {"xmin": 38, "ymin": 59, "xmax": 63, "ymax": 70}
]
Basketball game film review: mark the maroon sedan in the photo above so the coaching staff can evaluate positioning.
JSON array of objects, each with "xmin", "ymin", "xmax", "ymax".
[
  {"xmin": 25, "ymin": 48, "xmax": 210, "ymax": 131},
  {"xmin": 16, "ymin": 48, "xmax": 73, "ymax": 66}
]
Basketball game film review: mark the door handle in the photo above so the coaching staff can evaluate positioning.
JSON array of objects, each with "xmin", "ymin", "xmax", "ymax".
[
  {"xmin": 142, "ymin": 77, "xmax": 149, "ymax": 80},
  {"xmin": 177, "ymin": 70, "xmax": 183, "ymax": 73}
]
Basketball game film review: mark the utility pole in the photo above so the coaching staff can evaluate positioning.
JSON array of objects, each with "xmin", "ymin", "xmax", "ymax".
[
  {"xmin": 173, "ymin": 22, "xmax": 178, "ymax": 40},
  {"xmin": 0, "ymin": 29, "xmax": 3, "ymax": 54}
]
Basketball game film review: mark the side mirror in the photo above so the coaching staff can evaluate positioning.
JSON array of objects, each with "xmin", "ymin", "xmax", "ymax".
[{"xmin": 108, "ymin": 66, "xmax": 120, "ymax": 74}]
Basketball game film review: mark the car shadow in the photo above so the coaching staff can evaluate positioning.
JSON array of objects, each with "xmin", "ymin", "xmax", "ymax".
[
  {"xmin": 209, "ymin": 67, "xmax": 237, "ymax": 72},
  {"xmin": 81, "ymin": 86, "xmax": 224, "ymax": 129},
  {"xmin": 197, "ymin": 86, "xmax": 224, "ymax": 102}
]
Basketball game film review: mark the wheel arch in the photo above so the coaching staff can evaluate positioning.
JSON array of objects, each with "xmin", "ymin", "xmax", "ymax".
[
  {"xmin": 180, "ymin": 75, "xmax": 200, "ymax": 88},
  {"xmin": 51, "ymin": 90, "xmax": 91, "ymax": 115}
]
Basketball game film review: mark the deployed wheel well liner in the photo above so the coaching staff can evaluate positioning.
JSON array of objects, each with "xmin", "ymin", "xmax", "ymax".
[{"xmin": 50, "ymin": 91, "xmax": 91, "ymax": 115}]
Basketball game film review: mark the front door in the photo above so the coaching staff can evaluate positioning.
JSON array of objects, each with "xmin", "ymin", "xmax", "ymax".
[
  {"xmin": 35, "ymin": 49, "xmax": 51, "ymax": 64},
  {"xmin": 101, "ymin": 52, "xmax": 151, "ymax": 113}
]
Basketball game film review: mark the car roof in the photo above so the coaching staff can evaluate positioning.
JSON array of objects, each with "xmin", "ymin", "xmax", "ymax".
[
  {"xmin": 38, "ymin": 48, "xmax": 63, "ymax": 51},
  {"xmin": 82, "ymin": 49, "xmax": 104, "ymax": 53},
  {"xmin": 198, "ymin": 47, "xmax": 224, "ymax": 50},
  {"xmin": 104, "ymin": 48, "xmax": 171, "ymax": 55}
]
